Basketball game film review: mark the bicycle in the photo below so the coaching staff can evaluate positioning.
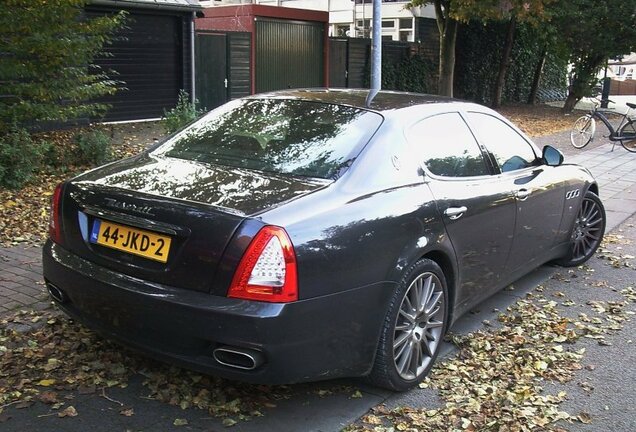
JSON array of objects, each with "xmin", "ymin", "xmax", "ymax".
[{"xmin": 570, "ymin": 98, "xmax": 636, "ymax": 152}]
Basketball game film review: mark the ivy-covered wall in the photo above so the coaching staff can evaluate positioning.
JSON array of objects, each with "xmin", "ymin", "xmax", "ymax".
[
  {"xmin": 379, "ymin": 54, "xmax": 437, "ymax": 94},
  {"xmin": 355, "ymin": 40, "xmax": 438, "ymax": 94},
  {"xmin": 455, "ymin": 21, "xmax": 567, "ymax": 105}
]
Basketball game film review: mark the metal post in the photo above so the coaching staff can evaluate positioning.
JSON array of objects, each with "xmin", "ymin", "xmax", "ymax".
[
  {"xmin": 190, "ymin": 12, "xmax": 196, "ymax": 108},
  {"xmin": 365, "ymin": 0, "xmax": 381, "ymax": 107},
  {"xmin": 601, "ymin": 60, "xmax": 610, "ymax": 109}
]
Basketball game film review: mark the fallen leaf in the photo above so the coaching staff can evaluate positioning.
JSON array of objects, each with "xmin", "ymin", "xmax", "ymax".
[
  {"xmin": 577, "ymin": 412, "xmax": 592, "ymax": 424},
  {"xmin": 120, "ymin": 408, "xmax": 134, "ymax": 417},
  {"xmin": 351, "ymin": 390, "xmax": 363, "ymax": 399},
  {"xmin": 58, "ymin": 406, "xmax": 78, "ymax": 418},
  {"xmin": 37, "ymin": 379, "xmax": 56, "ymax": 387},
  {"xmin": 222, "ymin": 418, "xmax": 237, "ymax": 427},
  {"xmin": 39, "ymin": 391, "xmax": 59, "ymax": 404}
]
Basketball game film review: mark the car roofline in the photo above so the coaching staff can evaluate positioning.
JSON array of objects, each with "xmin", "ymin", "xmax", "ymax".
[{"xmin": 244, "ymin": 88, "xmax": 458, "ymax": 112}]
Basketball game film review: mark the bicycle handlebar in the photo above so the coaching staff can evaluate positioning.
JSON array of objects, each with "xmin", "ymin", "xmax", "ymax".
[{"xmin": 592, "ymin": 96, "xmax": 615, "ymax": 106}]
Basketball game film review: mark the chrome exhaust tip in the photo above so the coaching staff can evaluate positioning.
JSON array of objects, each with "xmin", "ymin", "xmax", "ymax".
[
  {"xmin": 213, "ymin": 346, "xmax": 264, "ymax": 371},
  {"xmin": 47, "ymin": 283, "xmax": 67, "ymax": 304}
]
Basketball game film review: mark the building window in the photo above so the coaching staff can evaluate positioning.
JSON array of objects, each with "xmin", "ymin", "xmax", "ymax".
[
  {"xmin": 382, "ymin": 35, "xmax": 394, "ymax": 41},
  {"xmin": 399, "ymin": 32, "xmax": 411, "ymax": 42},
  {"xmin": 356, "ymin": 19, "xmax": 371, "ymax": 29},
  {"xmin": 382, "ymin": 20, "xmax": 395, "ymax": 28},
  {"xmin": 399, "ymin": 18, "xmax": 413, "ymax": 29},
  {"xmin": 335, "ymin": 24, "xmax": 350, "ymax": 37}
]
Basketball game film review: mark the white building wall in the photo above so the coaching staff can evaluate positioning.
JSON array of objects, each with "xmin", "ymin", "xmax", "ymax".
[{"xmin": 199, "ymin": 0, "xmax": 436, "ymax": 42}]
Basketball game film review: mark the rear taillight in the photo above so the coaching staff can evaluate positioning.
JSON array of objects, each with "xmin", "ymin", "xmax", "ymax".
[
  {"xmin": 228, "ymin": 226, "xmax": 298, "ymax": 303},
  {"xmin": 49, "ymin": 183, "xmax": 64, "ymax": 245}
]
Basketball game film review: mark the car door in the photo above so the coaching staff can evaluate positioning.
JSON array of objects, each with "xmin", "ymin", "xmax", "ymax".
[
  {"xmin": 465, "ymin": 111, "xmax": 566, "ymax": 274},
  {"xmin": 405, "ymin": 112, "xmax": 517, "ymax": 310}
]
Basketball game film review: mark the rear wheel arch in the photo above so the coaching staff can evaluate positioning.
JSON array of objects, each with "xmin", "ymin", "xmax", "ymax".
[
  {"xmin": 387, "ymin": 245, "xmax": 457, "ymax": 324},
  {"xmin": 367, "ymin": 257, "xmax": 449, "ymax": 390}
]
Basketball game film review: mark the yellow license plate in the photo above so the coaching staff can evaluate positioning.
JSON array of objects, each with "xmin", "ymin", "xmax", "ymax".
[{"xmin": 90, "ymin": 219, "xmax": 172, "ymax": 263}]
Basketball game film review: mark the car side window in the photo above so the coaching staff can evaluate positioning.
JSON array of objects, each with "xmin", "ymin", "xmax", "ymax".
[
  {"xmin": 408, "ymin": 112, "xmax": 489, "ymax": 178},
  {"xmin": 466, "ymin": 112, "xmax": 538, "ymax": 173}
]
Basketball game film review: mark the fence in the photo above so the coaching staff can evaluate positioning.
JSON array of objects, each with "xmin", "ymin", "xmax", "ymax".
[
  {"xmin": 610, "ymin": 79, "xmax": 636, "ymax": 96},
  {"xmin": 328, "ymin": 37, "xmax": 438, "ymax": 89}
]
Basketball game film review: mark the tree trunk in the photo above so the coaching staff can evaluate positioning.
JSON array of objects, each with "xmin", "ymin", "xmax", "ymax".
[
  {"xmin": 563, "ymin": 92, "xmax": 581, "ymax": 112},
  {"xmin": 527, "ymin": 45, "xmax": 547, "ymax": 105},
  {"xmin": 438, "ymin": 18, "xmax": 458, "ymax": 97},
  {"xmin": 562, "ymin": 53, "xmax": 606, "ymax": 113},
  {"xmin": 491, "ymin": 16, "xmax": 517, "ymax": 109}
]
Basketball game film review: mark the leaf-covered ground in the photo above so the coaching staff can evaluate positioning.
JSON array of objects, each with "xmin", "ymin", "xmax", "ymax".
[
  {"xmin": 0, "ymin": 308, "xmax": 359, "ymax": 425},
  {"xmin": 498, "ymin": 104, "xmax": 576, "ymax": 138},
  {"xmin": 0, "ymin": 122, "xmax": 165, "ymax": 247}
]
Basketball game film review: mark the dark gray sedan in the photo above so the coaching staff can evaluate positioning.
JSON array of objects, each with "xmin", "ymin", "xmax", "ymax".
[{"xmin": 43, "ymin": 89, "xmax": 605, "ymax": 390}]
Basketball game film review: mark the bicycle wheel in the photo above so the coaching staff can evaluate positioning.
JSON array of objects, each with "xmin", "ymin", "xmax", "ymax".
[
  {"xmin": 618, "ymin": 118, "xmax": 636, "ymax": 153},
  {"xmin": 570, "ymin": 115, "xmax": 596, "ymax": 149}
]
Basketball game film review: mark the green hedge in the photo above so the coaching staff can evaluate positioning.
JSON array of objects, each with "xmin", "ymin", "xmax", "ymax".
[
  {"xmin": 362, "ymin": 48, "xmax": 437, "ymax": 94},
  {"xmin": 381, "ymin": 55, "xmax": 437, "ymax": 94},
  {"xmin": 455, "ymin": 21, "xmax": 567, "ymax": 105}
]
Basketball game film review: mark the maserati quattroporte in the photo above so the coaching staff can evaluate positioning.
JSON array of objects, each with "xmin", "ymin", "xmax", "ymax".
[{"xmin": 43, "ymin": 89, "xmax": 605, "ymax": 390}]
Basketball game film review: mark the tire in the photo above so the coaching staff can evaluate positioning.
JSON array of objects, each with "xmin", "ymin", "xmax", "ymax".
[
  {"xmin": 366, "ymin": 259, "xmax": 448, "ymax": 391},
  {"xmin": 555, "ymin": 191, "xmax": 606, "ymax": 267},
  {"xmin": 618, "ymin": 118, "xmax": 636, "ymax": 153},
  {"xmin": 570, "ymin": 115, "xmax": 596, "ymax": 149}
]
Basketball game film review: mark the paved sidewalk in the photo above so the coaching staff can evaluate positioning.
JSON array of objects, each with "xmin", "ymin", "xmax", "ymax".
[
  {"xmin": 0, "ymin": 245, "xmax": 46, "ymax": 315},
  {"xmin": 565, "ymin": 143, "xmax": 636, "ymax": 230}
]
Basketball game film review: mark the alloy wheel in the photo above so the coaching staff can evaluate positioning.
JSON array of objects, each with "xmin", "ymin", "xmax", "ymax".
[
  {"xmin": 571, "ymin": 196, "xmax": 604, "ymax": 261},
  {"xmin": 393, "ymin": 272, "xmax": 445, "ymax": 380}
]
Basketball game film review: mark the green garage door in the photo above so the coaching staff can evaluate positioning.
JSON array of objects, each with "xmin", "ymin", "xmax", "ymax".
[{"xmin": 255, "ymin": 18, "xmax": 324, "ymax": 93}]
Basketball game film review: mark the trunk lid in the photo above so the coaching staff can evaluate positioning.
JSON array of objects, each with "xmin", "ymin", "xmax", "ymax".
[{"xmin": 60, "ymin": 154, "xmax": 327, "ymax": 293}]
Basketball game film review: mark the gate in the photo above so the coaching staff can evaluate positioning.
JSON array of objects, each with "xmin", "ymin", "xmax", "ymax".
[
  {"xmin": 196, "ymin": 33, "xmax": 227, "ymax": 111},
  {"xmin": 195, "ymin": 32, "xmax": 252, "ymax": 111},
  {"xmin": 329, "ymin": 39, "xmax": 348, "ymax": 88}
]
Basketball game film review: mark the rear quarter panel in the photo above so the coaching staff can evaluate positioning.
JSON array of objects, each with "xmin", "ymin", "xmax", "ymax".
[
  {"xmin": 276, "ymin": 184, "xmax": 445, "ymax": 299},
  {"xmin": 260, "ymin": 114, "xmax": 454, "ymax": 301}
]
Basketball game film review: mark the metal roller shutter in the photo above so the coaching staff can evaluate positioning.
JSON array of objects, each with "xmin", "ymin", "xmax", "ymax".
[
  {"xmin": 88, "ymin": 9, "xmax": 184, "ymax": 122},
  {"xmin": 255, "ymin": 18, "xmax": 324, "ymax": 93}
]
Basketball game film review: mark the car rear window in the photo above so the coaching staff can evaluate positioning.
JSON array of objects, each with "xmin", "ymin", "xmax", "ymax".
[{"xmin": 154, "ymin": 98, "xmax": 383, "ymax": 179}]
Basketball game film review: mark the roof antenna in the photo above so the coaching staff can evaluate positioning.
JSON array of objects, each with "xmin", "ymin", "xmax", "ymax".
[{"xmin": 365, "ymin": 0, "xmax": 382, "ymax": 108}]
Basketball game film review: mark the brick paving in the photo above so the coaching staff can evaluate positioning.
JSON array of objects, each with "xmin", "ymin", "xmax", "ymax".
[{"xmin": 0, "ymin": 244, "xmax": 48, "ymax": 316}]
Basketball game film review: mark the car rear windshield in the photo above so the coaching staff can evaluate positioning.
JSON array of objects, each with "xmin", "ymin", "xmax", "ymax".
[{"xmin": 154, "ymin": 98, "xmax": 383, "ymax": 179}]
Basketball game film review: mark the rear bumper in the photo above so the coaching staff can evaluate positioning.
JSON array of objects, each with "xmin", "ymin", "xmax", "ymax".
[{"xmin": 42, "ymin": 241, "xmax": 392, "ymax": 384}]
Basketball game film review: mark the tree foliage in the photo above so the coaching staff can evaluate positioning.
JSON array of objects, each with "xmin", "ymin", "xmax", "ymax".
[
  {"xmin": 550, "ymin": 0, "xmax": 636, "ymax": 111},
  {"xmin": 408, "ymin": 0, "xmax": 551, "ymax": 97},
  {"xmin": 0, "ymin": 0, "xmax": 126, "ymax": 133},
  {"xmin": 451, "ymin": 0, "xmax": 550, "ymax": 23},
  {"xmin": 0, "ymin": 126, "xmax": 48, "ymax": 189},
  {"xmin": 455, "ymin": 21, "xmax": 567, "ymax": 105}
]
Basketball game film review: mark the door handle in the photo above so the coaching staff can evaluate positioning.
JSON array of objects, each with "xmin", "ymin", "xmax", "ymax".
[
  {"xmin": 516, "ymin": 189, "xmax": 531, "ymax": 201},
  {"xmin": 444, "ymin": 206, "xmax": 467, "ymax": 220}
]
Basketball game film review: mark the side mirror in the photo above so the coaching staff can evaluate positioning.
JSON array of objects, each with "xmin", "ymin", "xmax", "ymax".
[{"xmin": 542, "ymin": 145, "xmax": 564, "ymax": 167}]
